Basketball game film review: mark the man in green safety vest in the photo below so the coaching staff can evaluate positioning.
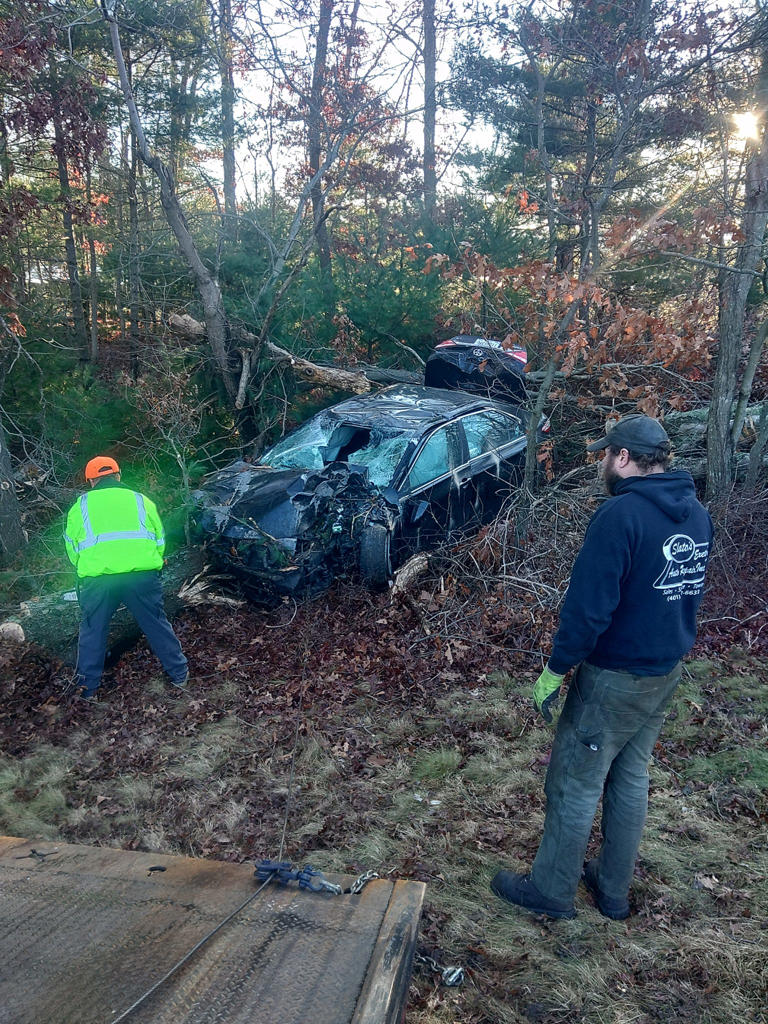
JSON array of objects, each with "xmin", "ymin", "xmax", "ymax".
[{"xmin": 64, "ymin": 455, "xmax": 188, "ymax": 702}]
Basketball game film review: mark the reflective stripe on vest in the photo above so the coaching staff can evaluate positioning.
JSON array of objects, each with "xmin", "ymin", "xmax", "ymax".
[{"xmin": 74, "ymin": 491, "xmax": 164, "ymax": 551}]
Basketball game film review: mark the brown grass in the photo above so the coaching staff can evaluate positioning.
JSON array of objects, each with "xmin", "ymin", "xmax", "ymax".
[{"xmin": 2, "ymin": 651, "xmax": 766, "ymax": 1023}]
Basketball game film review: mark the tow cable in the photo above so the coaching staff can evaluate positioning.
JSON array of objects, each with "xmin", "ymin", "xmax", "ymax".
[{"xmin": 110, "ymin": 872, "xmax": 274, "ymax": 1023}]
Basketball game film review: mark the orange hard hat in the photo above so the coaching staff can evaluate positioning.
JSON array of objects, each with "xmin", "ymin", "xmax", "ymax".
[{"xmin": 84, "ymin": 456, "xmax": 120, "ymax": 480}]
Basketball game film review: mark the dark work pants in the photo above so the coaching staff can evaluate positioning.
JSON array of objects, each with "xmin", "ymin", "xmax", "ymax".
[
  {"xmin": 76, "ymin": 570, "xmax": 187, "ymax": 695},
  {"xmin": 530, "ymin": 660, "xmax": 681, "ymax": 907}
]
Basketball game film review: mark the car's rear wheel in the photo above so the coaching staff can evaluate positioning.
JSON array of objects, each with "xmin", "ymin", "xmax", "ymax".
[{"xmin": 359, "ymin": 523, "xmax": 392, "ymax": 590}]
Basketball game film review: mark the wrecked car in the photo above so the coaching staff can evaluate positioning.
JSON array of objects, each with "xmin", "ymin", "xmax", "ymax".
[
  {"xmin": 424, "ymin": 335, "xmax": 529, "ymax": 403},
  {"xmin": 193, "ymin": 384, "xmax": 548, "ymax": 602}
]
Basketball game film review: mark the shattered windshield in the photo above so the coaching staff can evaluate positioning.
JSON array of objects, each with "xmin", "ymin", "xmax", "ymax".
[
  {"xmin": 263, "ymin": 418, "xmax": 412, "ymax": 487},
  {"xmin": 262, "ymin": 417, "xmax": 332, "ymax": 471},
  {"xmin": 345, "ymin": 432, "xmax": 411, "ymax": 486}
]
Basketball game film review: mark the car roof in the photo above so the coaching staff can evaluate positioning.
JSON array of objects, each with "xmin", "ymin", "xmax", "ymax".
[{"xmin": 326, "ymin": 384, "xmax": 521, "ymax": 431}]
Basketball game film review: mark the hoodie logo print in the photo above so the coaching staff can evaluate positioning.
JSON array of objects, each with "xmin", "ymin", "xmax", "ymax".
[{"xmin": 653, "ymin": 533, "xmax": 710, "ymax": 598}]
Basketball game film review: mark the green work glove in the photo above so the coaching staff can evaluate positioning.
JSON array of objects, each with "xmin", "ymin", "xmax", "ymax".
[{"xmin": 532, "ymin": 666, "xmax": 565, "ymax": 724}]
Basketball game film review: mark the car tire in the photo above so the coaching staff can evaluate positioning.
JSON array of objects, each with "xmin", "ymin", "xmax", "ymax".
[{"xmin": 359, "ymin": 523, "xmax": 393, "ymax": 590}]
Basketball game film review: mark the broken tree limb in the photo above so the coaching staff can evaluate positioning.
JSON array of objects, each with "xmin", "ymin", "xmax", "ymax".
[
  {"xmin": 168, "ymin": 312, "xmax": 371, "ymax": 396},
  {"xmin": 0, "ymin": 621, "xmax": 25, "ymax": 643},
  {"xmin": 391, "ymin": 552, "xmax": 431, "ymax": 596},
  {"xmin": 390, "ymin": 554, "xmax": 434, "ymax": 634},
  {"xmin": 348, "ymin": 366, "xmax": 422, "ymax": 386}
]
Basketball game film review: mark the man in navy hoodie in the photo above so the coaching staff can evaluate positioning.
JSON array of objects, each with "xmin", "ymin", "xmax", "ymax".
[{"xmin": 491, "ymin": 414, "xmax": 713, "ymax": 920}]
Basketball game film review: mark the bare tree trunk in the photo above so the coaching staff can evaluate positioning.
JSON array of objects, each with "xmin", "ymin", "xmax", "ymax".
[
  {"xmin": 518, "ymin": 32, "xmax": 559, "ymax": 260},
  {"xmin": 731, "ymin": 318, "xmax": 768, "ymax": 444},
  {"xmin": 745, "ymin": 400, "xmax": 768, "ymax": 491},
  {"xmin": 0, "ymin": 415, "xmax": 25, "ymax": 564},
  {"xmin": 51, "ymin": 100, "xmax": 88, "ymax": 357},
  {"xmin": 168, "ymin": 60, "xmax": 188, "ymax": 183},
  {"xmin": 422, "ymin": 0, "xmax": 437, "ymax": 232},
  {"xmin": 0, "ymin": 105, "xmax": 25, "ymax": 303},
  {"xmin": 583, "ymin": 103, "xmax": 597, "ymax": 270},
  {"xmin": 309, "ymin": 0, "xmax": 335, "ymax": 317},
  {"xmin": 103, "ymin": 6, "xmax": 239, "ymax": 402},
  {"xmin": 85, "ymin": 163, "xmax": 99, "ymax": 362},
  {"xmin": 219, "ymin": 0, "xmax": 238, "ymax": 235},
  {"xmin": 114, "ymin": 138, "xmax": 126, "ymax": 343},
  {"xmin": 128, "ymin": 129, "xmax": 140, "ymax": 379},
  {"xmin": 706, "ymin": 128, "xmax": 768, "ymax": 501}
]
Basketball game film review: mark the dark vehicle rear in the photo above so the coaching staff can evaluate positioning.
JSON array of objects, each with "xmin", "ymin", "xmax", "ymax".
[{"xmin": 424, "ymin": 335, "xmax": 529, "ymax": 403}]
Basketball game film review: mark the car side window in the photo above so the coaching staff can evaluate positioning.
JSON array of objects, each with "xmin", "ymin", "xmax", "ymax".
[
  {"xmin": 461, "ymin": 411, "xmax": 524, "ymax": 459},
  {"xmin": 406, "ymin": 425, "xmax": 457, "ymax": 490}
]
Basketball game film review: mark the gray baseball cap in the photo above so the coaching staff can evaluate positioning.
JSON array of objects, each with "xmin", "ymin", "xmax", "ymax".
[{"xmin": 587, "ymin": 414, "xmax": 670, "ymax": 455}]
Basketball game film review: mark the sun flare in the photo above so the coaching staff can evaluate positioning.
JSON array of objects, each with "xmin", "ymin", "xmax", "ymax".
[{"xmin": 733, "ymin": 111, "xmax": 760, "ymax": 140}]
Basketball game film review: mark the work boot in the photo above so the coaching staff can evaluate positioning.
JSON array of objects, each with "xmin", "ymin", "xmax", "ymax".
[
  {"xmin": 582, "ymin": 860, "xmax": 630, "ymax": 920},
  {"xmin": 490, "ymin": 870, "xmax": 576, "ymax": 920},
  {"xmin": 169, "ymin": 671, "xmax": 189, "ymax": 689},
  {"xmin": 77, "ymin": 687, "xmax": 100, "ymax": 706}
]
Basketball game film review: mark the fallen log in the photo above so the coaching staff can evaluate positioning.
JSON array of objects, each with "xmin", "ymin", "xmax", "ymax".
[
  {"xmin": 344, "ymin": 365, "xmax": 422, "ymax": 386},
  {"xmin": 0, "ymin": 621, "xmax": 25, "ymax": 643},
  {"xmin": 671, "ymin": 450, "xmax": 768, "ymax": 483},
  {"xmin": 2, "ymin": 547, "xmax": 207, "ymax": 666},
  {"xmin": 664, "ymin": 402, "xmax": 765, "ymax": 428},
  {"xmin": 168, "ymin": 312, "xmax": 372, "ymax": 395}
]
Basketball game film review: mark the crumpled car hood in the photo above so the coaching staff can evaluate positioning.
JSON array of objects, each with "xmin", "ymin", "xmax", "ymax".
[
  {"xmin": 196, "ymin": 464, "xmax": 312, "ymax": 541},
  {"xmin": 192, "ymin": 461, "xmax": 396, "ymax": 602}
]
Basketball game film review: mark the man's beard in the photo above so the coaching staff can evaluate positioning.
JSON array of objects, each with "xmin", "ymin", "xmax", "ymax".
[
  {"xmin": 603, "ymin": 468, "xmax": 621, "ymax": 495},
  {"xmin": 601, "ymin": 456, "xmax": 621, "ymax": 496}
]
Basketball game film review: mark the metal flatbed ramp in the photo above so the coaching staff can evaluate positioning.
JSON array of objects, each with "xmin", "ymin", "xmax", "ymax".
[{"xmin": 0, "ymin": 837, "xmax": 425, "ymax": 1024}]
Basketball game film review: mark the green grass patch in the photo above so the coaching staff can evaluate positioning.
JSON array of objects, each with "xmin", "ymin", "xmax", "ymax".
[
  {"xmin": 683, "ymin": 747, "xmax": 768, "ymax": 788},
  {"xmin": 0, "ymin": 747, "xmax": 75, "ymax": 839},
  {"xmin": 412, "ymin": 746, "xmax": 462, "ymax": 781}
]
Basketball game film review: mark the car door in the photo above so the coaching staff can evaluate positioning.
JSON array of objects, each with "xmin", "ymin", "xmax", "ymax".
[
  {"xmin": 454, "ymin": 409, "xmax": 527, "ymax": 524},
  {"xmin": 398, "ymin": 422, "xmax": 464, "ymax": 552}
]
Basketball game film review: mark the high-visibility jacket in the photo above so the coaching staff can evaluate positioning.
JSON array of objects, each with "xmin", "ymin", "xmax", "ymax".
[{"xmin": 64, "ymin": 480, "xmax": 165, "ymax": 578}]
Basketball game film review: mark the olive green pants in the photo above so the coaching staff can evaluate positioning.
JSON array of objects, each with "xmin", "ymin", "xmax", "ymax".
[{"xmin": 531, "ymin": 661, "xmax": 681, "ymax": 906}]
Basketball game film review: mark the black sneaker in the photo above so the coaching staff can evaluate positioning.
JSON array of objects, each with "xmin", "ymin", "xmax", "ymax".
[
  {"xmin": 582, "ymin": 860, "xmax": 630, "ymax": 920},
  {"xmin": 490, "ymin": 870, "xmax": 576, "ymax": 920}
]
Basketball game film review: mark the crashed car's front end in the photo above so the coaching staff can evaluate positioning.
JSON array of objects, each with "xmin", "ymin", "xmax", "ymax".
[
  {"xmin": 191, "ymin": 460, "xmax": 398, "ymax": 603},
  {"xmin": 193, "ymin": 403, "xmax": 414, "ymax": 602},
  {"xmin": 193, "ymin": 382, "xmax": 547, "ymax": 603}
]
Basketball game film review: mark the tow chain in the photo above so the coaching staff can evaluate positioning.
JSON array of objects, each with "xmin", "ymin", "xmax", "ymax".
[
  {"xmin": 348, "ymin": 868, "xmax": 379, "ymax": 894},
  {"xmin": 255, "ymin": 859, "xmax": 379, "ymax": 896},
  {"xmin": 414, "ymin": 951, "xmax": 465, "ymax": 987}
]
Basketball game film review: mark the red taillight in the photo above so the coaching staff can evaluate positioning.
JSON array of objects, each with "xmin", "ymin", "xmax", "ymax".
[
  {"xmin": 435, "ymin": 340, "xmax": 457, "ymax": 348},
  {"xmin": 540, "ymin": 417, "xmax": 551, "ymax": 434}
]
